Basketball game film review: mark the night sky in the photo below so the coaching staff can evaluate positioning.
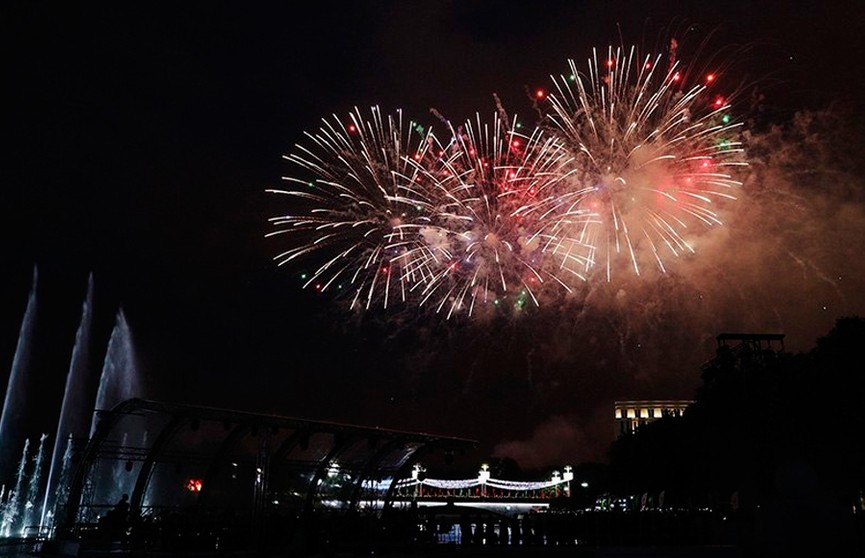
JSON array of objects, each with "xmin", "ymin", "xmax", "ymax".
[{"xmin": 3, "ymin": 1, "xmax": 865, "ymax": 472}]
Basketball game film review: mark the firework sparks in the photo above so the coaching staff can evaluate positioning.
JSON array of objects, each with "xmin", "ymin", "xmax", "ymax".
[
  {"xmin": 407, "ymin": 112, "xmax": 577, "ymax": 317},
  {"xmin": 268, "ymin": 42, "xmax": 749, "ymax": 317},
  {"xmin": 544, "ymin": 44, "xmax": 747, "ymax": 280},
  {"xmin": 266, "ymin": 106, "xmax": 441, "ymax": 311}
]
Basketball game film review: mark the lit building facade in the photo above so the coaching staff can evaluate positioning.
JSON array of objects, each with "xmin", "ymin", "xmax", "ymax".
[{"xmin": 614, "ymin": 399, "xmax": 693, "ymax": 437}]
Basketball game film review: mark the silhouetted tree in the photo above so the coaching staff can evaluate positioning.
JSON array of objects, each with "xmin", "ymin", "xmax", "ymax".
[{"xmin": 606, "ymin": 316, "xmax": 865, "ymax": 553}]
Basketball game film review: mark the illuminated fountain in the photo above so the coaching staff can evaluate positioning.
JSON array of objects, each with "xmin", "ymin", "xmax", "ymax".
[
  {"xmin": 0, "ymin": 439, "xmax": 30, "ymax": 537},
  {"xmin": 0, "ymin": 269, "xmax": 143, "ymax": 539},
  {"xmin": 0, "ymin": 268, "xmax": 38, "ymax": 484},
  {"xmin": 90, "ymin": 307, "xmax": 140, "ymax": 437},
  {"xmin": 23, "ymin": 434, "xmax": 49, "ymax": 534},
  {"xmin": 87, "ymin": 306, "xmax": 144, "ymax": 511},
  {"xmin": 39, "ymin": 275, "xmax": 101, "ymax": 533}
]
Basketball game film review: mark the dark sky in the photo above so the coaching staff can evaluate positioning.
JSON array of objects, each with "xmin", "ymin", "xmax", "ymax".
[{"xmin": 2, "ymin": 1, "xmax": 865, "ymax": 471}]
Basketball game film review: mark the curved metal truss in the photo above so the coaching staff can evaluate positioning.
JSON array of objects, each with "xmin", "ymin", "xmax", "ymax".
[{"xmin": 57, "ymin": 398, "xmax": 476, "ymax": 535}]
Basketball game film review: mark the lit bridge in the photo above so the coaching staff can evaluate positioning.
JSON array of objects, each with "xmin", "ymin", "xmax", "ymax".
[{"xmin": 380, "ymin": 464, "xmax": 577, "ymax": 517}]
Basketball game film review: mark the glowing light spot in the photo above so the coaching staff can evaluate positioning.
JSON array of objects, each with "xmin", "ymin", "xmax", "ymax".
[
  {"xmin": 535, "ymin": 89, "xmax": 546, "ymax": 99},
  {"xmin": 348, "ymin": 124, "xmax": 357, "ymax": 133},
  {"xmin": 706, "ymin": 73, "xmax": 716, "ymax": 83}
]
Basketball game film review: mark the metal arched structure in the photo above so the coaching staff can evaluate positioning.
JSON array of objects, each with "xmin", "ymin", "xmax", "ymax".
[{"xmin": 57, "ymin": 398, "xmax": 475, "ymax": 535}]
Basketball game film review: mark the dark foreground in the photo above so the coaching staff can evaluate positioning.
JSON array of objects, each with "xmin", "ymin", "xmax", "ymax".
[
  {"xmin": 5, "ymin": 504, "xmax": 862, "ymax": 558},
  {"xmin": 0, "ymin": 542, "xmax": 748, "ymax": 558}
]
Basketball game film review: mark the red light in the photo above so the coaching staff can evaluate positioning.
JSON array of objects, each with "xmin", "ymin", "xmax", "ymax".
[
  {"xmin": 348, "ymin": 124, "xmax": 357, "ymax": 133},
  {"xmin": 672, "ymin": 72, "xmax": 681, "ymax": 82},
  {"xmin": 512, "ymin": 139, "xmax": 521, "ymax": 148},
  {"xmin": 713, "ymin": 96, "xmax": 725, "ymax": 108},
  {"xmin": 606, "ymin": 59, "xmax": 614, "ymax": 68},
  {"xmin": 186, "ymin": 478, "xmax": 203, "ymax": 492},
  {"xmin": 706, "ymin": 73, "xmax": 716, "ymax": 83},
  {"xmin": 381, "ymin": 267, "xmax": 389, "ymax": 274},
  {"xmin": 535, "ymin": 89, "xmax": 545, "ymax": 99},
  {"xmin": 645, "ymin": 62, "xmax": 652, "ymax": 70},
  {"xmin": 414, "ymin": 153, "xmax": 422, "ymax": 161}
]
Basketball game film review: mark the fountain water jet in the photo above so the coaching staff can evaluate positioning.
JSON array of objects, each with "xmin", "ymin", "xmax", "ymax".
[
  {"xmin": 39, "ymin": 274, "xmax": 102, "ymax": 533},
  {"xmin": 0, "ymin": 269, "xmax": 142, "ymax": 538},
  {"xmin": 0, "ymin": 268, "xmax": 38, "ymax": 482},
  {"xmin": 89, "ymin": 307, "xmax": 144, "ymax": 508},
  {"xmin": 90, "ymin": 307, "xmax": 140, "ymax": 437},
  {"xmin": 24, "ymin": 433, "xmax": 49, "ymax": 535},
  {"xmin": 1, "ymin": 438, "xmax": 30, "ymax": 537}
]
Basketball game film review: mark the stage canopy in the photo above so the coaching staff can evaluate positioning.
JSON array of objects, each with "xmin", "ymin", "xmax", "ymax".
[{"xmin": 58, "ymin": 398, "xmax": 477, "ymax": 532}]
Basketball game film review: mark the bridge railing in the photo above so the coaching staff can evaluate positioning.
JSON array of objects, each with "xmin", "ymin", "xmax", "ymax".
[{"xmin": 390, "ymin": 465, "xmax": 573, "ymax": 501}]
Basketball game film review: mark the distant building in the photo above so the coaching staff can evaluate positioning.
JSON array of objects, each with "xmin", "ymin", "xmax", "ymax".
[
  {"xmin": 614, "ymin": 400, "xmax": 693, "ymax": 437},
  {"xmin": 614, "ymin": 334, "xmax": 786, "ymax": 438}
]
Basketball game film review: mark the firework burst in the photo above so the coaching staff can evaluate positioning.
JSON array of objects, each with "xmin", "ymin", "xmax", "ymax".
[
  {"xmin": 544, "ymin": 44, "xmax": 748, "ymax": 280},
  {"xmin": 268, "ymin": 42, "xmax": 750, "ymax": 318},
  {"xmin": 266, "ymin": 106, "xmax": 441, "ymax": 311},
  {"xmin": 409, "ymin": 112, "xmax": 574, "ymax": 317}
]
